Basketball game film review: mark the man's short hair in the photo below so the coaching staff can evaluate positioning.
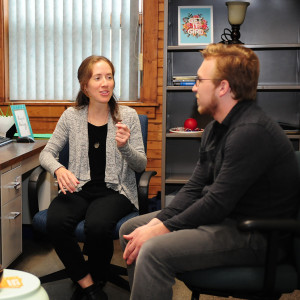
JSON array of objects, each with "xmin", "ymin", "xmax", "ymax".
[{"xmin": 202, "ymin": 43, "xmax": 260, "ymax": 101}]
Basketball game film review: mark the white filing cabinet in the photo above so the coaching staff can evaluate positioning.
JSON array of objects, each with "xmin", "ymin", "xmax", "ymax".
[
  {"xmin": 0, "ymin": 140, "xmax": 48, "ymax": 268},
  {"xmin": 0, "ymin": 163, "xmax": 22, "ymax": 268}
]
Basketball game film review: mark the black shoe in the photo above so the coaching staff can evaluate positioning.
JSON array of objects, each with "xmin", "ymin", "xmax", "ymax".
[
  {"xmin": 70, "ymin": 284, "xmax": 87, "ymax": 300},
  {"xmin": 94, "ymin": 280, "xmax": 106, "ymax": 289},
  {"xmin": 83, "ymin": 283, "xmax": 108, "ymax": 300}
]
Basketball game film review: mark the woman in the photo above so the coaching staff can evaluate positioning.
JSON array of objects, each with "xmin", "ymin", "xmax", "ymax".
[{"xmin": 40, "ymin": 55, "xmax": 147, "ymax": 300}]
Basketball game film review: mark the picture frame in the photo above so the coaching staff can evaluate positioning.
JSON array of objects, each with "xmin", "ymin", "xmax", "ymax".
[
  {"xmin": 178, "ymin": 6, "xmax": 213, "ymax": 45},
  {"xmin": 10, "ymin": 104, "xmax": 34, "ymax": 140}
]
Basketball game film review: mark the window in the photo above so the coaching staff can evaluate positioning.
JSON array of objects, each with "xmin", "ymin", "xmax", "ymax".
[{"xmin": 8, "ymin": 0, "xmax": 141, "ymax": 101}]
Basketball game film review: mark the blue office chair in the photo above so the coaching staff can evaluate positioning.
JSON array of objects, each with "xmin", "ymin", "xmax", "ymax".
[
  {"xmin": 28, "ymin": 114, "xmax": 156, "ymax": 290},
  {"xmin": 177, "ymin": 151, "xmax": 300, "ymax": 300}
]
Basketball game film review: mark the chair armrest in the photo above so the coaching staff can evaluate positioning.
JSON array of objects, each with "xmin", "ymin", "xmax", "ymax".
[
  {"xmin": 137, "ymin": 170, "xmax": 157, "ymax": 215},
  {"xmin": 238, "ymin": 219, "xmax": 300, "ymax": 235},
  {"xmin": 28, "ymin": 166, "xmax": 47, "ymax": 218},
  {"xmin": 238, "ymin": 218, "xmax": 300, "ymax": 294}
]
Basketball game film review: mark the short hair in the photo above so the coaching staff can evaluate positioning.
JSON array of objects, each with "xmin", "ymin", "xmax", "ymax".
[
  {"xmin": 75, "ymin": 55, "xmax": 120, "ymax": 123},
  {"xmin": 201, "ymin": 43, "xmax": 260, "ymax": 101}
]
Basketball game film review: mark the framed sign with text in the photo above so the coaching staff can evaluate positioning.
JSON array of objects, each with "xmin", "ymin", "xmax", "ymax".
[
  {"xmin": 178, "ymin": 6, "xmax": 213, "ymax": 45},
  {"xmin": 11, "ymin": 104, "xmax": 34, "ymax": 140}
]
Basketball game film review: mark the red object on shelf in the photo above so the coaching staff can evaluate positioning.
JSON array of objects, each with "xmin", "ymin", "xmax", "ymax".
[{"xmin": 184, "ymin": 118, "xmax": 198, "ymax": 130}]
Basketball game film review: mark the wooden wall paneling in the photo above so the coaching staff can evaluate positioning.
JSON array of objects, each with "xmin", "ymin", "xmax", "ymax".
[
  {"xmin": 140, "ymin": 0, "xmax": 158, "ymax": 103},
  {"xmin": 0, "ymin": 0, "xmax": 4, "ymax": 102},
  {"xmin": 148, "ymin": 131, "xmax": 162, "ymax": 141},
  {"xmin": 30, "ymin": 119, "xmax": 60, "ymax": 134},
  {"xmin": 132, "ymin": 106, "xmax": 156, "ymax": 118},
  {"xmin": 148, "ymin": 0, "xmax": 164, "ymax": 199},
  {"xmin": 25, "ymin": 105, "xmax": 67, "ymax": 117}
]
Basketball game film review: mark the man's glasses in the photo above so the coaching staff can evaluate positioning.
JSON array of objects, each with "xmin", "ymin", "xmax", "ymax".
[{"xmin": 195, "ymin": 77, "xmax": 222, "ymax": 87}]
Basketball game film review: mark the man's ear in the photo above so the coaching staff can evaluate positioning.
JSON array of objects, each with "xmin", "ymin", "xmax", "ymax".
[{"xmin": 218, "ymin": 80, "xmax": 230, "ymax": 97}]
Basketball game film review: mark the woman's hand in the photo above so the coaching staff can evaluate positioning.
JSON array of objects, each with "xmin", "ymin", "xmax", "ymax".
[
  {"xmin": 115, "ymin": 122, "xmax": 130, "ymax": 147},
  {"xmin": 55, "ymin": 167, "xmax": 79, "ymax": 194}
]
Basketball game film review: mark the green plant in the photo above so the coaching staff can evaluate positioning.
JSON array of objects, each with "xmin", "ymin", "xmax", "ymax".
[{"xmin": 0, "ymin": 107, "xmax": 12, "ymax": 117}]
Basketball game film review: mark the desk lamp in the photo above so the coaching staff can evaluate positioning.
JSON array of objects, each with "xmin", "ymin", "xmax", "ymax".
[{"xmin": 221, "ymin": 1, "xmax": 250, "ymax": 44}]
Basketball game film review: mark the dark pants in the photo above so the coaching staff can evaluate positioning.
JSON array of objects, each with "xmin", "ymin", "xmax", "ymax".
[
  {"xmin": 120, "ymin": 211, "xmax": 269, "ymax": 300},
  {"xmin": 47, "ymin": 186, "xmax": 133, "ymax": 282}
]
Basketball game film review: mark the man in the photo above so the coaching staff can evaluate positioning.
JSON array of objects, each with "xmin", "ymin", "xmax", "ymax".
[{"xmin": 119, "ymin": 43, "xmax": 300, "ymax": 300}]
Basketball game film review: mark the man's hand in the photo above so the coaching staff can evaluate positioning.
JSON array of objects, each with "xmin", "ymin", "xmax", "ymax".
[
  {"xmin": 55, "ymin": 167, "xmax": 79, "ymax": 194},
  {"xmin": 123, "ymin": 219, "xmax": 170, "ymax": 265}
]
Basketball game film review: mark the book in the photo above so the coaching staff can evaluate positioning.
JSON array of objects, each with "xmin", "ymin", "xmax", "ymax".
[
  {"xmin": 173, "ymin": 81, "xmax": 195, "ymax": 86},
  {"xmin": 173, "ymin": 75, "xmax": 197, "ymax": 80},
  {"xmin": 172, "ymin": 76, "xmax": 196, "ymax": 86}
]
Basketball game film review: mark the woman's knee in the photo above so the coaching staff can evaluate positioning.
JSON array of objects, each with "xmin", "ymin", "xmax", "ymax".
[
  {"xmin": 47, "ymin": 203, "xmax": 79, "ymax": 236},
  {"xmin": 47, "ymin": 193, "xmax": 87, "ymax": 235},
  {"xmin": 84, "ymin": 218, "xmax": 114, "ymax": 240},
  {"xmin": 46, "ymin": 212, "xmax": 69, "ymax": 236}
]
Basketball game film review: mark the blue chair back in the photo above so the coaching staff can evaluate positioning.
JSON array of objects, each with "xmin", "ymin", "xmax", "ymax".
[{"xmin": 138, "ymin": 114, "xmax": 148, "ymax": 152}]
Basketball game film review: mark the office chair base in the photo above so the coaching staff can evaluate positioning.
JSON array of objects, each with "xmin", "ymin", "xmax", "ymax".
[
  {"xmin": 190, "ymin": 289, "xmax": 282, "ymax": 300},
  {"xmin": 40, "ymin": 269, "xmax": 68, "ymax": 284},
  {"xmin": 39, "ymin": 264, "xmax": 130, "ymax": 292}
]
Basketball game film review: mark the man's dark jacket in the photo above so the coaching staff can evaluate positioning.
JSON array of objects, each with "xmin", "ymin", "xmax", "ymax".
[{"xmin": 157, "ymin": 101, "xmax": 300, "ymax": 231}]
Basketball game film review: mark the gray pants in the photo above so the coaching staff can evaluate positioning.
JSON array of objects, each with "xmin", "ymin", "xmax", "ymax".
[{"xmin": 119, "ymin": 211, "xmax": 267, "ymax": 300}]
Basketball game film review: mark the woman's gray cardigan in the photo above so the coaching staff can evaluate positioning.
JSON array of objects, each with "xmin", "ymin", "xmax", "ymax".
[{"xmin": 39, "ymin": 105, "xmax": 147, "ymax": 209}]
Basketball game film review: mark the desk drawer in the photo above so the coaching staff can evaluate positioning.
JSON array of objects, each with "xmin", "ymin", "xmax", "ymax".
[
  {"xmin": 1, "ymin": 166, "xmax": 22, "ymax": 206},
  {"xmin": 1, "ymin": 196, "xmax": 22, "ymax": 267}
]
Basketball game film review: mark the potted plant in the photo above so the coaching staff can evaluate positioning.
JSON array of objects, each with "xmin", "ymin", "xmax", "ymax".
[{"xmin": 0, "ymin": 107, "xmax": 15, "ymax": 137}]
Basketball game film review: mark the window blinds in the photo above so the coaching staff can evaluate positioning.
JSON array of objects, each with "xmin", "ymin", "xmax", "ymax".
[{"xmin": 9, "ymin": 0, "xmax": 139, "ymax": 101}]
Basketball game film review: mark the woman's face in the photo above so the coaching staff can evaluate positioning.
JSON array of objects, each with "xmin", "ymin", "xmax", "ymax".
[{"xmin": 84, "ymin": 60, "xmax": 114, "ymax": 104}]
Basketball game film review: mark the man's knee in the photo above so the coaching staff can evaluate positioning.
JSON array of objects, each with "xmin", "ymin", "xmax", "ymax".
[
  {"xmin": 138, "ymin": 236, "xmax": 165, "ymax": 264},
  {"xmin": 119, "ymin": 221, "xmax": 128, "ymax": 237},
  {"xmin": 120, "ymin": 218, "xmax": 134, "ymax": 237},
  {"xmin": 119, "ymin": 218, "xmax": 135, "ymax": 250},
  {"xmin": 120, "ymin": 212, "xmax": 161, "ymax": 251}
]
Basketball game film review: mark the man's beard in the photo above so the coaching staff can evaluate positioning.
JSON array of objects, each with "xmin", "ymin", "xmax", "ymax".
[{"xmin": 197, "ymin": 94, "xmax": 218, "ymax": 117}]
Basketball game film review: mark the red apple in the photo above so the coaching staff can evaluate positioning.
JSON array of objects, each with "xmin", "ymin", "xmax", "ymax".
[{"xmin": 184, "ymin": 118, "xmax": 197, "ymax": 130}]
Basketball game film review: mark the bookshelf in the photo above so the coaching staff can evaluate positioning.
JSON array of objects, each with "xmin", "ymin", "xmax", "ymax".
[{"xmin": 161, "ymin": 0, "xmax": 300, "ymax": 208}]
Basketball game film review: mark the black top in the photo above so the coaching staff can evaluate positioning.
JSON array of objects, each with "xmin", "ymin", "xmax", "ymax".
[
  {"xmin": 84, "ymin": 123, "xmax": 107, "ymax": 188},
  {"xmin": 157, "ymin": 101, "xmax": 300, "ymax": 231}
]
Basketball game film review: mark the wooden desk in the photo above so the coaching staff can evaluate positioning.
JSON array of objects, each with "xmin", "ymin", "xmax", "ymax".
[{"xmin": 0, "ymin": 140, "xmax": 47, "ymax": 268}]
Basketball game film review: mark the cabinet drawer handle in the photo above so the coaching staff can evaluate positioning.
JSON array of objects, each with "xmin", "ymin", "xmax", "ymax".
[
  {"xmin": 7, "ymin": 212, "xmax": 21, "ymax": 219},
  {"xmin": 6, "ymin": 176, "xmax": 21, "ymax": 190}
]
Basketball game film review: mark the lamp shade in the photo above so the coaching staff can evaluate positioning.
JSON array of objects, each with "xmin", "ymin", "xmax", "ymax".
[{"xmin": 226, "ymin": 1, "xmax": 250, "ymax": 25}]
